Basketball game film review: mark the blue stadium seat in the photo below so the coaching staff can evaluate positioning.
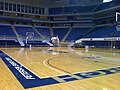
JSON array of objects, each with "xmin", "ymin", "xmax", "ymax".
[
  {"xmin": 15, "ymin": 25, "xmax": 40, "ymax": 38},
  {"xmin": 94, "ymin": 1, "xmax": 114, "ymax": 11},
  {"xmin": 87, "ymin": 26, "xmax": 117, "ymax": 38},
  {"xmin": 35, "ymin": 26, "xmax": 51, "ymax": 38},
  {"xmin": 49, "ymin": 5, "xmax": 97, "ymax": 15},
  {"xmin": 63, "ymin": 5, "xmax": 96, "ymax": 14},
  {"xmin": 66, "ymin": 28, "xmax": 88, "ymax": 41},
  {"xmin": 0, "ymin": 24, "xmax": 16, "ymax": 37},
  {"xmin": 110, "ymin": 31, "xmax": 120, "ymax": 37},
  {"xmin": 53, "ymin": 28, "xmax": 69, "ymax": 41},
  {"xmin": 49, "ymin": 7, "xmax": 63, "ymax": 15}
]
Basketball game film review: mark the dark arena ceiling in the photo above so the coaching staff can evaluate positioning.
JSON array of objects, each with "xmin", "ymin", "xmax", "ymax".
[{"xmin": 0, "ymin": 0, "xmax": 109, "ymax": 7}]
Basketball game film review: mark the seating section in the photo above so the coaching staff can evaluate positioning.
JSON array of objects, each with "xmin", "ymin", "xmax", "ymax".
[
  {"xmin": 35, "ymin": 27, "xmax": 51, "ymax": 38},
  {"xmin": 53, "ymin": 28, "xmax": 69, "ymax": 41},
  {"xmin": 49, "ymin": 7, "xmax": 63, "ymax": 15},
  {"xmin": 1, "ymin": 0, "xmax": 120, "ymax": 47},
  {"xmin": 63, "ymin": 5, "xmax": 97, "ymax": 14},
  {"xmin": 113, "ymin": 0, "xmax": 120, "ymax": 6},
  {"xmin": 86, "ymin": 26, "xmax": 117, "ymax": 38},
  {"xmin": 49, "ymin": 0, "xmax": 120, "ymax": 15},
  {"xmin": 110, "ymin": 31, "xmax": 120, "ymax": 37},
  {"xmin": 0, "ymin": 24, "xmax": 119, "ymax": 47},
  {"xmin": 0, "ymin": 24, "xmax": 16, "ymax": 37},
  {"xmin": 15, "ymin": 25, "xmax": 40, "ymax": 38},
  {"xmin": 94, "ymin": 1, "xmax": 114, "ymax": 11},
  {"xmin": 66, "ymin": 28, "xmax": 89, "ymax": 41},
  {"xmin": 81, "ymin": 26, "xmax": 120, "ymax": 49},
  {"xmin": 49, "ymin": 5, "xmax": 97, "ymax": 15}
]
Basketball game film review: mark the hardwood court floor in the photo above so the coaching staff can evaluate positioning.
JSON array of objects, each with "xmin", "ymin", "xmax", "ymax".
[{"xmin": 0, "ymin": 47, "xmax": 120, "ymax": 90}]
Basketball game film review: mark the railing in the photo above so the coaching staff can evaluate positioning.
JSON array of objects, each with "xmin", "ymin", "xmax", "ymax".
[
  {"xmin": 0, "ymin": 36, "xmax": 17, "ymax": 40},
  {"xmin": 76, "ymin": 37, "xmax": 120, "ymax": 44}
]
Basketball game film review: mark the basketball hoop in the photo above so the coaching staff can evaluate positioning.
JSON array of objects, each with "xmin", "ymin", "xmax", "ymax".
[{"xmin": 26, "ymin": 32, "xmax": 34, "ymax": 44}]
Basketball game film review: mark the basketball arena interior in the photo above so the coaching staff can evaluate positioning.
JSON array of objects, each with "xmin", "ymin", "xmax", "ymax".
[{"xmin": 0, "ymin": 0, "xmax": 120, "ymax": 90}]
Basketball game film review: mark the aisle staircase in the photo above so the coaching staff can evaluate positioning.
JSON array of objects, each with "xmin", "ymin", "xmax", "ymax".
[
  {"xmin": 61, "ymin": 27, "xmax": 72, "ymax": 42},
  {"xmin": 68, "ymin": 41, "xmax": 75, "ymax": 47},
  {"xmin": 50, "ymin": 27, "xmax": 54, "ymax": 37},
  {"xmin": 11, "ymin": 24, "xmax": 25, "ymax": 46},
  {"xmin": 32, "ymin": 26, "xmax": 45, "ymax": 39}
]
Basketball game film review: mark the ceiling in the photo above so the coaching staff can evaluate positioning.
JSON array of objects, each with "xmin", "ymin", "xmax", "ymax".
[{"xmin": 0, "ymin": 0, "xmax": 104, "ymax": 7}]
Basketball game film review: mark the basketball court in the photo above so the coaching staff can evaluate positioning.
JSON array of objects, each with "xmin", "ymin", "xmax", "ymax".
[{"xmin": 0, "ymin": 47, "xmax": 120, "ymax": 90}]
